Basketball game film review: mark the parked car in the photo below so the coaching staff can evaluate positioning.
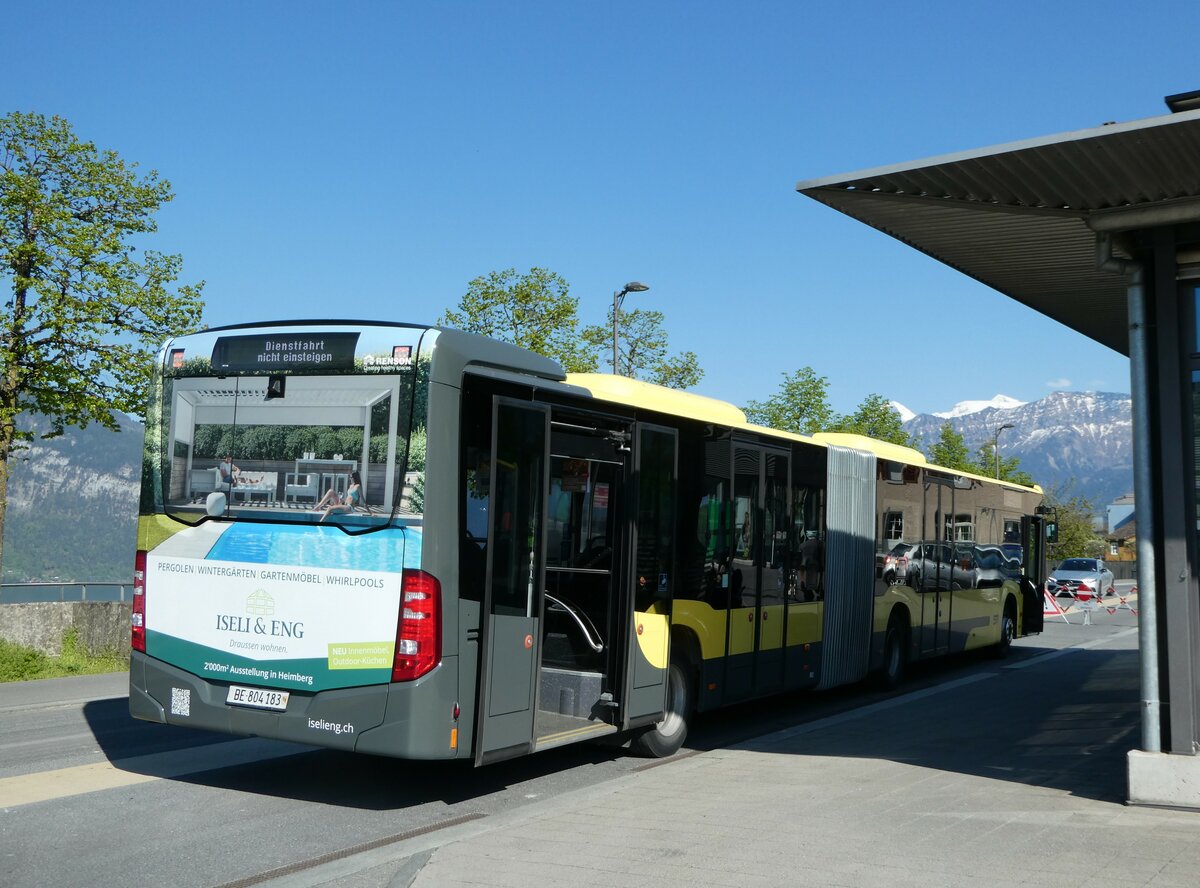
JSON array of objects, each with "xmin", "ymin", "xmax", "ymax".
[
  {"xmin": 907, "ymin": 541, "xmax": 967, "ymax": 591},
  {"xmin": 879, "ymin": 542, "xmax": 914, "ymax": 585},
  {"xmin": 1046, "ymin": 558, "xmax": 1115, "ymax": 599}
]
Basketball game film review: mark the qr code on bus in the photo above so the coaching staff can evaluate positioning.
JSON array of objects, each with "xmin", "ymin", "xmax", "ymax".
[{"xmin": 171, "ymin": 687, "xmax": 191, "ymax": 717}]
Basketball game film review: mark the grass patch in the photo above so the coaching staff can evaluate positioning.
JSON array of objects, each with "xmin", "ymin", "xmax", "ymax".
[{"xmin": 0, "ymin": 627, "xmax": 128, "ymax": 682}]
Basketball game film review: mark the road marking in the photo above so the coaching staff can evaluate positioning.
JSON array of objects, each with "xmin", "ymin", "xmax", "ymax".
[
  {"xmin": 0, "ymin": 760, "xmax": 160, "ymax": 807},
  {"xmin": 0, "ymin": 737, "xmax": 308, "ymax": 809}
]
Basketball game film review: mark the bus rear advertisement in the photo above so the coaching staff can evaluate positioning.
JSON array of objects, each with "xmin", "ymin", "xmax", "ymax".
[{"xmin": 129, "ymin": 320, "xmax": 1048, "ymax": 764}]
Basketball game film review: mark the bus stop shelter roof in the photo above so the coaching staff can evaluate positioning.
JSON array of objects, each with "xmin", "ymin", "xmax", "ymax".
[{"xmin": 796, "ymin": 106, "xmax": 1200, "ymax": 356}]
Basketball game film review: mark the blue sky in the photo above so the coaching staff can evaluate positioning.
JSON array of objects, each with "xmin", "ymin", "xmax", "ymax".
[{"xmin": 7, "ymin": 1, "xmax": 1198, "ymax": 415}]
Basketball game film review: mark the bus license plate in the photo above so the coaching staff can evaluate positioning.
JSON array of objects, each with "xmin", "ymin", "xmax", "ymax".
[{"xmin": 226, "ymin": 685, "xmax": 290, "ymax": 711}]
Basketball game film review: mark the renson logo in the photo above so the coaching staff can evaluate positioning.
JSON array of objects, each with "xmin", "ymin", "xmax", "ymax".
[{"xmin": 362, "ymin": 349, "xmax": 412, "ymax": 370}]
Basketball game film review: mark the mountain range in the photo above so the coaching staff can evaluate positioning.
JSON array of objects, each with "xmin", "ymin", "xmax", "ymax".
[
  {"xmin": 2, "ymin": 414, "xmax": 142, "ymax": 584},
  {"xmin": 897, "ymin": 391, "xmax": 1133, "ymax": 509},
  {"xmin": 0, "ymin": 391, "xmax": 1133, "ymax": 583}
]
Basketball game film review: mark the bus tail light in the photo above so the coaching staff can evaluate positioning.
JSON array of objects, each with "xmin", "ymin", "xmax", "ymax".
[
  {"xmin": 131, "ymin": 550, "xmax": 147, "ymax": 653},
  {"xmin": 393, "ymin": 569, "xmax": 441, "ymax": 681}
]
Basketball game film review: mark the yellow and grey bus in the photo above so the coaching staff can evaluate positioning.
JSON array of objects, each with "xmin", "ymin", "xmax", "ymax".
[{"xmin": 129, "ymin": 321, "xmax": 1047, "ymax": 764}]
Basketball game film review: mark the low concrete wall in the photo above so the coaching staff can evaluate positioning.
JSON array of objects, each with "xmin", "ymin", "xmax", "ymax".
[{"xmin": 0, "ymin": 602, "xmax": 131, "ymax": 656}]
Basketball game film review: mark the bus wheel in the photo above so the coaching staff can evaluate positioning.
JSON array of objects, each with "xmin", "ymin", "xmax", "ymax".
[
  {"xmin": 631, "ymin": 657, "xmax": 694, "ymax": 758},
  {"xmin": 878, "ymin": 614, "xmax": 908, "ymax": 690},
  {"xmin": 992, "ymin": 598, "xmax": 1017, "ymax": 658}
]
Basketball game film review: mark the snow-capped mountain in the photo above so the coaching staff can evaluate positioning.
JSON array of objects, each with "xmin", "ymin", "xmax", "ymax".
[
  {"xmin": 902, "ymin": 391, "xmax": 1132, "ymax": 507},
  {"xmin": 889, "ymin": 400, "xmax": 916, "ymax": 423},
  {"xmin": 932, "ymin": 394, "xmax": 1026, "ymax": 419}
]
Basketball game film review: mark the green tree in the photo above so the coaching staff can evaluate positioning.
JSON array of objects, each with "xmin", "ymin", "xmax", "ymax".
[
  {"xmin": 830, "ymin": 393, "xmax": 914, "ymax": 446},
  {"xmin": 581, "ymin": 306, "xmax": 703, "ymax": 389},
  {"xmin": 439, "ymin": 267, "xmax": 598, "ymax": 372},
  {"xmin": 742, "ymin": 367, "xmax": 833, "ymax": 435},
  {"xmin": 1044, "ymin": 492, "xmax": 1103, "ymax": 561},
  {"xmin": 0, "ymin": 112, "xmax": 204, "ymax": 574},
  {"xmin": 973, "ymin": 441, "xmax": 1035, "ymax": 486},
  {"xmin": 927, "ymin": 422, "xmax": 974, "ymax": 472}
]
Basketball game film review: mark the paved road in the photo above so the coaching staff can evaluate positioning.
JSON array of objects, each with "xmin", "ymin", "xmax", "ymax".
[{"xmin": 0, "ymin": 590, "xmax": 1153, "ymax": 888}]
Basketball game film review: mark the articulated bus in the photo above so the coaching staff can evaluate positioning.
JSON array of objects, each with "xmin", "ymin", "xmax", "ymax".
[{"xmin": 130, "ymin": 321, "xmax": 1048, "ymax": 764}]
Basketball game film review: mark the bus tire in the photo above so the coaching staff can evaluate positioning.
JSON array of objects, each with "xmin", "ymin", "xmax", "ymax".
[
  {"xmin": 993, "ymin": 597, "xmax": 1017, "ymax": 659},
  {"xmin": 631, "ymin": 656, "xmax": 694, "ymax": 758},
  {"xmin": 878, "ymin": 613, "xmax": 908, "ymax": 691}
]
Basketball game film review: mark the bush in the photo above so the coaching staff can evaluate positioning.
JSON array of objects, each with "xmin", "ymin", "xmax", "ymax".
[
  {"xmin": 0, "ymin": 639, "xmax": 49, "ymax": 682},
  {"xmin": 0, "ymin": 629, "xmax": 128, "ymax": 683}
]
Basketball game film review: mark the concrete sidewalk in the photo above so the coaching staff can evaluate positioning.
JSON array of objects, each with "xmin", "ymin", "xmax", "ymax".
[{"xmin": 280, "ymin": 611, "xmax": 1198, "ymax": 888}]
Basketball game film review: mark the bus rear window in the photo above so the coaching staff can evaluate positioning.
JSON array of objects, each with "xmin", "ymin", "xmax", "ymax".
[{"xmin": 156, "ymin": 370, "xmax": 425, "ymax": 527}]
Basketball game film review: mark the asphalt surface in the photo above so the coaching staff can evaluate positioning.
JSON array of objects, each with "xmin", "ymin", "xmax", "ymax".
[
  {"xmin": 5, "ymin": 585, "xmax": 1191, "ymax": 888},
  {"xmin": 272, "ymin": 591, "xmax": 1190, "ymax": 888}
]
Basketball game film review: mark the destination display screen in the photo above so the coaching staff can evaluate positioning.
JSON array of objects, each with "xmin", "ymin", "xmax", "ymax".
[{"xmin": 211, "ymin": 332, "xmax": 361, "ymax": 372}]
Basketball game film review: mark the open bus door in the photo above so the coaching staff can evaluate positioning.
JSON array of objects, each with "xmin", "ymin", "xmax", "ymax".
[
  {"xmin": 621, "ymin": 424, "xmax": 677, "ymax": 730},
  {"xmin": 1020, "ymin": 514, "xmax": 1047, "ymax": 635},
  {"xmin": 475, "ymin": 399, "xmax": 549, "ymax": 765}
]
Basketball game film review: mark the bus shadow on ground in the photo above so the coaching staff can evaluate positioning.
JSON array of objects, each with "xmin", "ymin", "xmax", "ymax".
[
  {"xmin": 81, "ymin": 696, "xmax": 236, "ymax": 759},
  {"xmin": 81, "ymin": 697, "xmax": 634, "ymax": 811},
  {"xmin": 688, "ymin": 643, "xmax": 1139, "ymax": 805},
  {"xmin": 80, "ymin": 641, "xmax": 1136, "ymax": 810},
  {"xmin": 173, "ymin": 742, "xmax": 634, "ymax": 811}
]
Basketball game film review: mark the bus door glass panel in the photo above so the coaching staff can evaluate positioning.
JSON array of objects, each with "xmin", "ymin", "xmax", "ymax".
[
  {"xmin": 625, "ymin": 425, "xmax": 677, "ymax": 727},
  {"xmin": 917, "ymin": 478, "xmax": 952, "ymax": 657},
  {"xmin": 721, "ymin": 445, "xmax": 759, "ymax": 701},
  {"xmin": 689, "ymin": 436, "xmax": 731, "ymax": 707},
  {"xmin": 729, "ymin": 447, "xmax": 760, "ymax": 657},
  {"xmin": 476, "ymin": 400, "xmax": 548, "ymax": 765},
  {"xmin": 1020, "ymin": 515, "xmax": 1045, "ymax": 635},
  {"xmin": 459, "ymin": 382, "xmax": 493, "ymax": 603},
  {"xmin": 785, "ymin": 463, "xmax": 824, "ymax": 689},
  {"xmin": 755, "ymin": 450, "xmax": 788, "ymax": 695},
  {"xmin": 543, "ymin": 439, "xmax": 620, "ymax": 674},
  {"xmin": 936, "ymin": 485, "xmax": 956, "ymax": 653},
  {"xmin": 701, "ymin": 439, "xmax": 732, "ymax": 611}
]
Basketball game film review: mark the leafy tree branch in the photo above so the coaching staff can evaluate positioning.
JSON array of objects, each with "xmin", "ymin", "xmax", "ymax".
[{"xmin": 0, "ymin": 111, "xmax": 205, "ymax": 575}]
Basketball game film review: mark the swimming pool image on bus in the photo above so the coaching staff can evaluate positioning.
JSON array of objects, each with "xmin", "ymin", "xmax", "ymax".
[{"xmin": 205, "ymin": 522, "xmax": 422, "ymax": 572}]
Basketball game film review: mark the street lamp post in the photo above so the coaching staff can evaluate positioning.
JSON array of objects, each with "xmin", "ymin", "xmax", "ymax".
[
  {"xmin": 612, "ymin": 281, "xmax": 649, "ymax": 374},
  {"xmin": 993, "ymin": 422, "xmax": 1015, "ymax": 479}
]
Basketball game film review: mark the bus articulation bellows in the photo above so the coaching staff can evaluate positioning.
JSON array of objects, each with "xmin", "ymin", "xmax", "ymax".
[{"xmin": 129, "ymin": 321, "xmax": 1048, "ymax": 764}]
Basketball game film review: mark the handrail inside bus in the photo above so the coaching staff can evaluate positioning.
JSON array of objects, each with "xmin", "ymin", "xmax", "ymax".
[{"xmin": 544, "ymin": 592, "xmax": 604, "ymax": 653}]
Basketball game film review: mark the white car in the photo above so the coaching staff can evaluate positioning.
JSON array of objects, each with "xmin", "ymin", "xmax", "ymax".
[{"xmin": 1046, "ymin": 558, "xmax": 1115, "ymax": 599}]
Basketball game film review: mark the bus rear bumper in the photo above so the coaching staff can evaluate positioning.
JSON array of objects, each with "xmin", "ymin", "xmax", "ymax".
[{"xmin": 129, "ymin": 651, "xmax": 461, "ymax": 760}]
